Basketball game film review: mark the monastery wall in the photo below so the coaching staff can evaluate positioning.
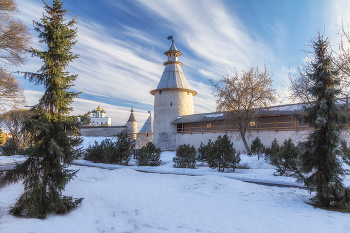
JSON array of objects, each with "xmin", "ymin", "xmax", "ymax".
[
  {"xmin": 176, "ymin": 130, "xmax": 312, "ymax": 153},
  {"xmin": 80, "ymin": 126, "xmax": 127, "ymax": 137},
  {"xmin": 135, "ymin": 133, "xmax": 153, "ymax": 150}
]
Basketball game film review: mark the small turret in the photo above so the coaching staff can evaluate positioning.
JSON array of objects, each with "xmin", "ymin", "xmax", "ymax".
[{"xmin": 127, "ymin": 108, "xmax": 137, "ymax": 140}]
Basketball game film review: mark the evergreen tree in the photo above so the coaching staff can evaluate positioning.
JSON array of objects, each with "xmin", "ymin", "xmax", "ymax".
[
  {"xmin": 196, "ymin": 140, "xmax": 213, "ymax": 162},
  {"xmin": 0, "ymin": 0, "xmax": 82, "ymax": 218},
  {"xmin": 113, "ymin": 133, "xmax": 132, "ymax": 165},
  {"xmin": 274, "ymin": 139, "xmax": 299, "ymax": 176},
  {"xmin": 250, "ymin": 137, "xmax": 264, "ymax": 160},
  {"xmin": 297, "ymin": 35, "xmax": 350, "ymax": 208},
  {"xmin": 136, "ymin": 142, "xmax": 162, "ymax": 166},
  {"xmin": 173, "ymin": 144, "xmax": 196, "ymax": 168},
  {"xmin": 264, "ymin": 138, "xmax": 280, "ymax": 165},
  {"xmin": 207, "ymin": 134, "xmax": 240, "ymax": 172}
]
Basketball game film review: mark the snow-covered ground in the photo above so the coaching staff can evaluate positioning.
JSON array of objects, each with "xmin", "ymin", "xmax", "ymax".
[{"xmin": 0, "ymin": 136, "xmax": 349, "ymax": 233}]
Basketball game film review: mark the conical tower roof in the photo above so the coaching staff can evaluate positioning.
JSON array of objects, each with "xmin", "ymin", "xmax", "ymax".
[
  {"xmin": 139, "ymin": 112, "xmax": 153, "ymax": 133},
  {"xmin": 128, "ymin": 108, "xmax": 136, "ymax": 122},
  {"xmin": 150, "ymin": 40, "xmax": 197, "ymax": 95}
]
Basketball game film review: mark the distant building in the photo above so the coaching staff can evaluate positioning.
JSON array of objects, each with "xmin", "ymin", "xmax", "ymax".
[{"xmin": 90, "ymin": 105, "xmax": 111, "ymax": 126}]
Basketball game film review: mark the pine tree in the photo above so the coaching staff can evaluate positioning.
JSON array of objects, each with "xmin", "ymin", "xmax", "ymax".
[
  {"xmin": 207, "ymin": 134, "xmax": 240, "ymax": 172},
  {"xmin": 264, "ymin": 138, "xmax": 280, "ymax": 165},
  {"xmin": 298, "ymin": 35, "xmax": 350, "ymax": 208},
  {"xmin": 274, "ymin": 139, "xmax": 299, "ymax": 176},
  {"xmin": 0, "ymin": 0, "xmax": 82, "ymax": 218},
  {"xmin": 173, "ymin": 144, "xmax": 196, "ymax": 168},
  {"xmin": 136, "ymin": 142, "xmax": 162, "ymax": 166},
  {"xmin": 250, "ymin": 137, "xmax": 264, "ymax": 160}
]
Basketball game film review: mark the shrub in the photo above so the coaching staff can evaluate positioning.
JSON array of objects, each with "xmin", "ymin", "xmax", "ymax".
[
  {"xmin": 207, "ymin": 134, "xmax": 240, "ymax": 172},
  {"xmin": 264, "ymin": 138, "xmax": 280, "ymax": 165},
  {"xmin": 0, "ymin": 138, "xmax": 28, "ymax": 156},
  {"xmin": 84, "ymin": 133, "xmax": 132, "ymax": 165},
  {"xmin": 113, "ymin": 133, "xmax": 132, "ymax": 165},
  {"xmin": 136, "ymin": 142, "xmax": 162, "ymax": 166},
  {"xmin": 173, "ymin": 144, "xmax": 196, "ymax": 168},
  {"xmin": 196, "ymin": 140, "xmax": 213, "ymax": 162},
  {"xmin": 250, "ymin": 137, "xmax": 265, "ymax": 160},
  {"xmin": 273, "ymin": 139, "xmax": 300, "ymax": 176}
]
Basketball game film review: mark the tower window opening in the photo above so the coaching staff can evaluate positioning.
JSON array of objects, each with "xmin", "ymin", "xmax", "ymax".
[
  {"xmin": 170, "ymin": 102, "xmax": 172, "ymax": 106},
  {"xmin": 159, "ymin": 90, "xmax": 162, "ymax": 94}
]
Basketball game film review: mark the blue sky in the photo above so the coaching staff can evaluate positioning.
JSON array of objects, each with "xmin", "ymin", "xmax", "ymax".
[{"xmin": 12, "ymin": 0, "xmax": 350, "ymax": 128}]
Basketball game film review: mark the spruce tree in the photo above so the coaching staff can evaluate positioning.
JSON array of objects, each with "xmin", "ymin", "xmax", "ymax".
[
  {"xmin": 250, "ymin": 137, "xmax": 264, "ymax": 160},
  {"xmin": 136, "ymin": 142, "xmax": 162, "ymax": 166},
  {"xmin": 298, "ymin": 35, "xmax": 350, "ymax": 208},
  {"xmin": 0, "ymin": 0, "xmax": 82, "ymax": 218},
  {"xmin": 207, "ymin": 134, "xmax": 240, "ymax": 172}
]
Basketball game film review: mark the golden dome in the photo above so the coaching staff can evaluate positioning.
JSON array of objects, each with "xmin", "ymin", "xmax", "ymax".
[{"xmin": 96, "ymin": 105, "xmax": 102, "ymax": 111}]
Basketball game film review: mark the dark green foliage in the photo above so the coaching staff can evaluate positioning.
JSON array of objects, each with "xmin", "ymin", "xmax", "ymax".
[
  {"xmin": 196, "ymin": 140, "xmax": 213, "ymax": 162},
  {"xmin": 273, "ymin": 139, "xmax": 300, "ymax": 176},
  {"xmin": 136, "ymin": 142, "xmax": 162, "ymax": 166},
  {"xmin": 0, "ymin": 138, "xmax": 17, "ymax": 156},
  {"xmin": 340, "ymin": 140, "xmax": 350, "ymax": 167},
  {"xmin": 207, "ymin": 134, "xmax": 240, "ymax": 172},
  {"xmin": 113, "ymin": 133, "xmax": 132, "ymax": 165},
  {"xmin": 173, "ymin": 144, "xmax": 196, "ymax": 168},
  {"xmin": 0, "ymin": 1, "xmax": 83, "ymax": 218},
  {"xmin": 0, "ymin": 138, "xmax": 31, "ymax": 156},
  {"xmin": 297, "ymin": 35, "xmax": 350, "ymax": 209},
  {"xmin": 264, "ymin": 138, "xmax": 280, "ymax": 165},
  {"xmin": 250, "ymin": 137, "xmax": 264, "ymax": 160},
  {"xmin": 84, "ymin": 134, "xmax": 132, "ymax": 165},
  {"xmin": 84, "ymin": 139, "xmax": 116, "ymax": 163}
]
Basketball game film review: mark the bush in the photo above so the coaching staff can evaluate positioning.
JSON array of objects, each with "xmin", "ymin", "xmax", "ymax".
[
  {"xmin": 250, "ymin": 137, "xmax": 264, "ymax": 160},
  {"xmin": 173, "ymin": 144, "xmax": 196, "ymax": 168},
  {"xmin": 264, "ymin": 138, "xmax": 280, "ymax": 165},
  {"xmin": 207, "ymin": 134, "xmax": 240, "ymax": 172},
  {"xmin": 136, "ymin": 142, "xmax": 162, "ymax": 166},
  {"xmin": 273, "ymin": 139, "xmax": 300, "ymax": 176},
  {"xmin": 196, "ymin": 140, "xmax": 213, "ymax": 162},
  {"xmin": 0, "ymin": 138, "xmax": 28, "ymax": 156},
  {"xmin": 84, "ymin": 133, "xmax": 132, "ymax": 165}
]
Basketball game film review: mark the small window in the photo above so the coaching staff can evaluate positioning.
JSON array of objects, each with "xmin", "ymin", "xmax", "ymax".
[
  {"xmin": 207, "ymin": 123, "xmax": 211, "ymax": 128},
  {"xmin": 147, "ymin": 134, "xmax": 149, "ymax": 137},
  {"xmin": 170, "ymin": 102, "xmax": 172, "ymax": 106},
  {"xmin": 250, "ymin": 121, "xmax": 256, "ymax": 126},
  {"xmin": 159, "ymin": 90, "xmax": 162, "ymax": 94}
]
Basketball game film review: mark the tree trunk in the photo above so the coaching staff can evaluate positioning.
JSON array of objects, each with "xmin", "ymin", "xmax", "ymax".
[{"xmin": 240, "ymin": 130, "xmax": 251, "ymax": 155}]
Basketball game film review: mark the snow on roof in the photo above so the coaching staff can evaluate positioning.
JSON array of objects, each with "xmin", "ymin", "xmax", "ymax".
[{"xmin": 205, "ymin": 113, "xmax": 224, "ymax": 118}]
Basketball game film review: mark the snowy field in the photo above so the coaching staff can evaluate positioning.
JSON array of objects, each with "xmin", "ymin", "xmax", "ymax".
[{"xmin": 0, "ymin": 136, "xmax": 349, "ymax": 233}]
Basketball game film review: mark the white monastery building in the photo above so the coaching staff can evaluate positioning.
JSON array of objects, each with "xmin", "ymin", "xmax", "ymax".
[{"xmin": 90, "ymin": 105, "xmax": 111, "ymax": 126}]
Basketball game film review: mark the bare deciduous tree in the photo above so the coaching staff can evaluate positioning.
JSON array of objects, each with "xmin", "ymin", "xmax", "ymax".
[
  {"xmin": 0, "ymin": 0, "xmax": 31, "ymax": 66},
  {"xmin": 210, "ymin": 65, "xmax": 276, "ymax": 154},
  {"xmin": 0, "ymin": 0, "xmax": 30, "ymax": 113},
  {"xmin": 0, "ymin": 109, "xmax": 30, "ymax": 151},
  {"xmin": 288, "ymin": 65, "xmax": 316, "ymax": 105},
  {"xmin": 0, "ymin": 68, "xmax": 25, "ymax": 112}
]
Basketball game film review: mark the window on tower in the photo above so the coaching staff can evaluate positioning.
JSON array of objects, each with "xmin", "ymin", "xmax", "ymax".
[
  {"xmin": 170, "ymin": 102, "xmax": 172, "ymax": 106},
  {"xmin": 159, "ymin": 90, "xmax": 162, "ymax": 94}
]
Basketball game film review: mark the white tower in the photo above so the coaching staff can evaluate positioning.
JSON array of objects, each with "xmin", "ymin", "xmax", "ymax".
[
  {"xmin": 126, "ymin": 108, "xmax": 137, "ymax": 140},
  {"xmin": 151, "ymin": 39, "xmax": 197, "ymax": 150}
]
